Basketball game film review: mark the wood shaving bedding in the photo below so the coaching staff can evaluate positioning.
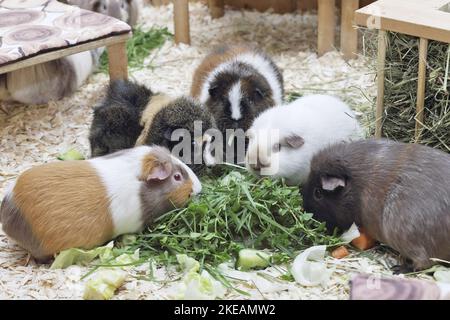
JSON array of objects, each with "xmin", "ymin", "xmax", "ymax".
[{"xmin": 1, "ymin": 3, "xmax": 425, "ymax": 300}]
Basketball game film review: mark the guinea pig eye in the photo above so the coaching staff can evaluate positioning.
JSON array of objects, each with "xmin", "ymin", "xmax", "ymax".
[
  {"xmin": 314, "ymin": 188, "xmax": 323, "ymax": 200},
  {"xmin": 174, "ymin": 173, "xmax": 182, "ymax": 181}
]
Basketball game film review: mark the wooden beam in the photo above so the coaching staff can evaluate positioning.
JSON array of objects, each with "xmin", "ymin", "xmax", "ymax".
[
  {"xmin": 318, "ymin": 0, "xmax": 336, "ymax": 56},
  {"xmin": 173, "ymin": 0, "xmax": 191, "ymax": 45},
  {"xmin": 375, "ymin": 30, "xmax": 387, "ymax": 138},
  {"xmin": 209, "ymin": 0, "xmax": 225, "ymax": 18},
  {"xmin": 107, "ymin": 41, "xmax": 128, "ymax": 81},
  {"xmin": 0, "ymin": 33, "xmax": 131, "ymax": 75},
  {"xmin": 415, "ymin": 37, "xmax": 428, "ymax": 140},
  {"xmin": 340, "ymin": 0, "xmax": 359, "ymax": 60}
]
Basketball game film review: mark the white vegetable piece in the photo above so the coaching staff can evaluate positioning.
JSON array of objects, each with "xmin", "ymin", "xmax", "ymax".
[
  {"xmin": 291, "ymin": 245, "xmax": 333, "ymax": 287},
  {"xmin": 341, "ymin": 223, "xmax": 361, "ymax": 243}
]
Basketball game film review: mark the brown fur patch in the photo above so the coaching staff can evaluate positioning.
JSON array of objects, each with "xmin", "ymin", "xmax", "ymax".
[
  {"xmin": 12, "ymin": 161, "xmax": 114, "ymax": 256},
  {"xmin": 191, "ymin": 45, "xmax": 252, "ymax": 98},
  {"xmin": 135, "ymin": 93, "xmax": 173, "ymax": 146},
  {"xmin": 168, "ymin": 180, "xmax": 193, "ymax": 207},
  {"xmin": 140, "ymin": 153, "xmax": 168, "ymax": 181}
]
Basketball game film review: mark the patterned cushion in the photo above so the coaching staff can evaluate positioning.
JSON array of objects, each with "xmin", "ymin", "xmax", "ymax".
[{"xmin": 0, "ymin": 0, "xmax": 131, "ymax": 66}]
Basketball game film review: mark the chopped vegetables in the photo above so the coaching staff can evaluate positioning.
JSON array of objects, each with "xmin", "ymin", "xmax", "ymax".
[
  {"xmin": 351, "ymin": 227, "xmax": 376, "ymax": 250},
  {"xmin": 57, "ymin": 148, "xmax": 85, "ymax": 161},
  {"xmin": 51, "ymin": 242, "xmax": 114, "ymax": 269},
  {"xmin": 83, "ymin": 269, "xmax": 127, "ymax": 300},
  {"xmin": 236, "ymin": 249, "xmax": 271, "ymax": 271},
  {"xmin": 434, "ymin": 266, "xmax": 450, "ymax": 283},
  {"xmin": 331, "ymin": 246, "xmax": 350, "ymax": 259},
  {"xmin": 172, "ymin": 255, "xmax": 226, "ymax": 300},
  {"xmin": 341, "ymin": 223, "xmax": 361, "ymax": 243},
  {"xmin": 291, "ymin": 245, "xmax": 333, "ymax": 287}
]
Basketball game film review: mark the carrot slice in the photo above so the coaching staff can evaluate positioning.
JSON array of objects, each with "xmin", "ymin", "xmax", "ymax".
[
  {"xmin": 351, "ymin": 227, "xmax": 376, "ymax": 250},
  {"xmin": 331, "ymin": 246, "xmax": 350, "ymax": 259}
]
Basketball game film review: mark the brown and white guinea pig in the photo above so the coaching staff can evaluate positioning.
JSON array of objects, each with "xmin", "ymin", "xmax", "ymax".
[
  {"xmin": 302, "ymin": 139, "xmax": 450, "ymax": 270},
  {"xmin": 89, "ymin": 80, "xmax": 217, "ymax": 174},
  {"xmin": 0, "ymin": 146, "xmax": 201, "ymax": 262},
  {"xmin": 191, "ymin": 45, "xmax": 284, "ymax": 134},
  {"xmin": 0, "ymin": 0, "xmax": 140, "ymax": 105}
]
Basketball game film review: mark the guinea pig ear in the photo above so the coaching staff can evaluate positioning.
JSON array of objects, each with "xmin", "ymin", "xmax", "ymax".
[
  {"xmin": 285, "ymin": 134, "xmax": 305, "ymax": 149},
  {"xmin": 146, "ymin": 161, "xmax": 172, "ymax": 183},
  {"xmin": 321, "ymin": 175, "xmax": 346, "ymax": 192}
]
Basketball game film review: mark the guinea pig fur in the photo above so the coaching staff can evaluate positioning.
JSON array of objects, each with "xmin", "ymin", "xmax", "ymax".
[
  {"xmin": 0, "ymin": 146, "xmax": 201, "ymax": 262},
  {"xmin": 302, "ymin": 139, "xmax": 450, "ymax": 270},
  {"xmin": 89, "ymin": 79, "xmax": 153, "ymax": 157},
  {"xmin": 89, "ymin": 80, "xmax": 217, "ymax": 174},
  {"xmin": 245, "ymin": 95, "xmax": 363, "ymax": 186},
  {"xmin": 3, "ymin": 0, "xmax": 140, "ymax": 105},
  {"xmin": 191, "ymin": 45, "xmax": 284, "ymax": 133}
]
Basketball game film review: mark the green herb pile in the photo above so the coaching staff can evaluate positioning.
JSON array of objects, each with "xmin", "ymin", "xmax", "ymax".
[
  {"xmin": 121, "ymin": 167, "xmax": 341, "ymax": 268},
  {"xmin": 365, "ymin": 31, "xmax": 450, "ymax": 152},
  {"xmin": 98, "ymin": 26, "xmax": 173, "ymax": 73}
]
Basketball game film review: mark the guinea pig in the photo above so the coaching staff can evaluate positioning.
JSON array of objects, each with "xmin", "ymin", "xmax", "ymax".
[
  {"xmin": 191, "ymin": 45, "xmax": 284, "ymax": 134},
  {"xmin": 89, "ymin": 80, "xmax": 217, "ymax": 173},
  {"xmin": 245, "ymin": 95, "xmax": 363, "ymax": 186},
  {"xmin": 0, "ymin": 145, "xmax": 201, "ymax": 262},
  {"xmin": 2, "ymin": 0, "xmax": 140, "ymax": 105},
  {"xmin": 67, "ymin": 0, "xmax": 141, "ymax": 27},
  {"xmin": 302, "ymin": 139, "xmax": 450, "ymax": 270}
]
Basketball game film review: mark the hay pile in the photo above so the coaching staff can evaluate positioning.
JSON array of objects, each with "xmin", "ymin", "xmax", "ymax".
[{"xmin": 376, "ymin": 32, "xmax": 450, "ymax": 152}]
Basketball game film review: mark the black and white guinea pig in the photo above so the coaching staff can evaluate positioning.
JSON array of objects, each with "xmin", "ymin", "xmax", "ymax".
[
  {"xmin": 0, "ymin": 146, "xmax": 201, "ymax": 262},
  {"xmin": 89, "ymin": 80, "xmax": 217, "ymax": 174},
  {"xmin": 302, "ymin": 139, "xmax": 450, "ymax": 270},
  {"xmin": 191, "ymin": 45, "xmax": 284, "ymax": 133}
]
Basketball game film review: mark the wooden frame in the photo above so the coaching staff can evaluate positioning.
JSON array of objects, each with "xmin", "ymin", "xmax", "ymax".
[
  {"xmin": 0, "ymin": 33, "xmax": 131, "ymax": 82},
  {"xmin": 170, "ymin": 1, "xmax": 374, "ymax": 58},
  {"xmin": 355, "ymin": 0, "xmax": 450, "ymax": 139}
]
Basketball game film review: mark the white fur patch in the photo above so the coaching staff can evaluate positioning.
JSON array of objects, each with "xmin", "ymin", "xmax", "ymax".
[
  {"xmin": 89, "ymin": 146, "xmax": 151, "ymax": 237},
  {"xmin": 199, "ymin": 52, "xmax": 283, "ymax": 106},
  {"xmin": 65, "ymin": 51, "xmax": 95, "ymax": 87},
  {"xmin": 229, "ymin": 81, "xmax": 242, "ymax": 120},
  {"xmin": 89, "ymin": 146, "xmax": 201, "ymax": 237},
  {"xmin": 171, "ymin": 156, "xmax": 202, "ymax": 195}
]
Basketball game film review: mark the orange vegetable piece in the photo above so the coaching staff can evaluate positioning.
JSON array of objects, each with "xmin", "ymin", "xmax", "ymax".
[
  {"xmin": 331, "ymin": 246, "xmax": 350, "ymax": 259},
  {"xmin": 351, "ymin": 227, "xmax": 376, "ymax": 250}
]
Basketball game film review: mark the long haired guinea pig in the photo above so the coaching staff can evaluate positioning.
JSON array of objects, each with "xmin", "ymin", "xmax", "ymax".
[
  {"xmin": 0, "ymin": 146, "xmax": 201, "ymax": 262},
  {"xmin": 245, "ymin": 95, "xmax": 363, "ymax": 186},
  {"xmin": 89, "ymin": 80, "xmax": 217, "ymax": 173},
  {"xmin": 191, "ymin": 45, "xmax": 284, "ymax": 133},
  {"xmin": 302, "ymin": 139, "xmax": 450, "ymax": 270}
]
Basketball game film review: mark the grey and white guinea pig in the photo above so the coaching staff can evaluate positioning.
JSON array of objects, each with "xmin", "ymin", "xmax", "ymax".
[
  {"xmin": 89, "ymin": 80, "xmax": 217, "ymax": 174},
  {"xmin": 302, "ymin": 139, "xmax": 450, "ymax": 270},
  {"xmin": 66, "ymin": 0, "xmax": 141, "ymax": 26},
  {"xmin": 191, "ymin": 45, "xmax": 284, "ymax": 134},
  {"xmin": 1, "ymin": 0, "xmax": 140, "ymax": 105},
  {"xmin": 0, "ymin": 146, "xmax": 201, "ymax": 262},
  {"xmin": 245, "ymin": 95, "xmax": 363, "ymax": 186}
]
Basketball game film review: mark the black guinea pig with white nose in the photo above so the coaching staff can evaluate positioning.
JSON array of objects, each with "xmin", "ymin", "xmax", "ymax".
[{"xmin": 302, "ymin": 139, "xmax": 450, "ymax": 271}]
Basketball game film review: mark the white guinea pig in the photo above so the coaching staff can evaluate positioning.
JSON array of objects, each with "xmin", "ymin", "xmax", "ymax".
[
  {"xmin": 245, "ymin": 95, "xmax": 363, "ymax": 186},
  {"xmin": 0, "ymin": 146, "xmax": 201, "ymax": 262}
]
